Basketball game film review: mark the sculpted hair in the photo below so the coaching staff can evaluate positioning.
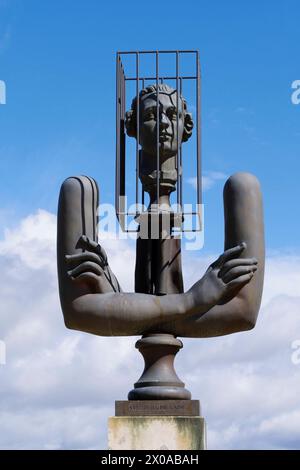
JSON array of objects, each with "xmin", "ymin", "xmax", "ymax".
[{"xmin": 125, "ymin": 83, "xmax": 194, "ymax": 142}]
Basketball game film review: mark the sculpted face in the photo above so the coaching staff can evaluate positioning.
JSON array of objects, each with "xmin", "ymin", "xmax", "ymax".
[
  {"xmin": 125, "ymin": 84, "xmax": 194, "ymax": 192},
  {"xmin": 139, "ymin": 91, "xmax": 185, "ymax": 158}
]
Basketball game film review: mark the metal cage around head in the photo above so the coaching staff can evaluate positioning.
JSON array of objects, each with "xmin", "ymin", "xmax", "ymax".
[{"xmin": 116, "ymin": 50, "xmax": 202, "ymax": 233}]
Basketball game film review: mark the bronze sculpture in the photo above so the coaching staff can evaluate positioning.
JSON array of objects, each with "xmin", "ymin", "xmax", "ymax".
[{"xmin": 57, "ymin": 52, "xmax": 264, "ymax": 401}]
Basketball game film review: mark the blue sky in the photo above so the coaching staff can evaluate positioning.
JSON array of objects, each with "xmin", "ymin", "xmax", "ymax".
[
  {"xmin": 1, "ymin": 0, "xmax": 300, "ymax": 451},
  {"xmin": 0, "ymin": 0, "xmax": 300, "ymax": 252}
]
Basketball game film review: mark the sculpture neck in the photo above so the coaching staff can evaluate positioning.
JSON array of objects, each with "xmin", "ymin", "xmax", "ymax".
[
  {"xmin": 139, "ymin": 149, "xmax": 179, "ymax": 201},
  {"xmin": 148, "ymin": 192, "xmax": 171, "ymax": 212}
]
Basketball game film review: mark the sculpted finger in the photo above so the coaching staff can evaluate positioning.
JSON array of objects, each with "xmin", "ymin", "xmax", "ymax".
[
  {"xmin": 79, "ymin": 235, "xmax": 99, "ymax": 249},
  {"xmin": 68, "ymin": 261, "xmax": 102, "ymax": 278},
  {"xmin": 226, "ymin": 272, "xmax": 255, "ymax": 288},
  {"xmin": 213, "ymin": 243, "xmax": 246, "ymax": 268},
  {"xmin": 223, "ymin": 265, "xmax": 257, "ymax": 283},
  {"xmin": 219, "ymin": 257, "xmax": 258, "ymax": 277},
  {"xmin": 71, "ymin": 272, "xmax": 101, "ymax": 286},
  {"xmin": 98, "ymin": 245, "xmax": 108, "ymax": 266},
  {"xmin": 65, "ymin": 252, "xmax": 102, "ymax": 266},
  {"xmin": 221, "ymin": 242, "xmax": 246, "ymax": 262},
  {"xmin": 78, "ymin": 235, "xmax": 108, "ymax": 265}
]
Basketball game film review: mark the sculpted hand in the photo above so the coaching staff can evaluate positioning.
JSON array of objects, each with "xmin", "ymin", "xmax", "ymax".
[
  {"xmin": 65, "ymin": 235, "xmax": 122, "ymax": 294},
  {"xmin": 189, "ymin": 243, "xmax": 258, "ymax": 310}
]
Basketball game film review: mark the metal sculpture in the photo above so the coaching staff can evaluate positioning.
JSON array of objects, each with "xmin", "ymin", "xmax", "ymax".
[{"xmin": 57, "ymin": 51, "xmax": 264, "ymax": 401}]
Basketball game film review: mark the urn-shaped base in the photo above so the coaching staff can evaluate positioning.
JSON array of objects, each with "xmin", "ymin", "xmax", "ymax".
[{"xmin": 128, "ymin": 333, "xmax": 191, "ymax": 400}]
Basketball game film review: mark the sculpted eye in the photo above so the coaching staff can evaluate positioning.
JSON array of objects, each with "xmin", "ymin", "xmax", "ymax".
[
  {"xmin": 167, "ymin": 108, "xmax": 177, "ymax": 120},
  {"xmin": 143, "ymin": 111, "xmax": 156, "ymax": 121}
]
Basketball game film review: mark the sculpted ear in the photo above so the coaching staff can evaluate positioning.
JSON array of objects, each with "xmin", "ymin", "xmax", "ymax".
[
  {"xmin": 125, "ymin": 110, "xmax": 137, "ymax": 138},
  {"xmin": 182, "ymin": 112, "xmax": 194, "ymax": 142}
]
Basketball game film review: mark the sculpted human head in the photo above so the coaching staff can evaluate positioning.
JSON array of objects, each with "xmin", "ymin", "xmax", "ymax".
[{"xmin": 125, "ymin": 84, "xmax": 194, "ymax": 158}]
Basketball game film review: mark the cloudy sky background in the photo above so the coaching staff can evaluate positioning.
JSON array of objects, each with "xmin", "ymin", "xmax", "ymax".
[{"xmin": 0, "ymin": 0, "xmax": 300, "ymax": 449}]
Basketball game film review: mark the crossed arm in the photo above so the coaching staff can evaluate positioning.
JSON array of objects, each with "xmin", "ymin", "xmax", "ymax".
[{"xmin": 57, "ymin": 173, "xmax": 264, "ymax": 337}]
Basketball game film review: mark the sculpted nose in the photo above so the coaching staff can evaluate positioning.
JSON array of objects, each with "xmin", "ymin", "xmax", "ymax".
[{"xmin": 159, "ymin": 113, "xmax": 169, "ymax": 130}]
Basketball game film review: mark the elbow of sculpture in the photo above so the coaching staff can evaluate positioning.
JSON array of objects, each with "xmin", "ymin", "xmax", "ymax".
[
  {"xmin": 240, "ymin": 316, "xmax": 256, "ymax": 331},
  {"xmin": 59, "ymin": 292, "xmax": 86, "ymax": 332},
  {"xmin": 62, "ymin": 302, "xmax": 81, "ymax": 331},
  {"xmin": 233, "ymin": 298, "xmax": 258, "ymax": 332},
  {"xmin": 60, "ymin": 295, "xmax": 114, "ymax": 337},
  {"xmin": 64, "ymin": 316, "xmax": 76, "ymax": 330},
  {"xmin": 62, "ymin": 304, "xmax": 97, "ymax": 335},
  {"xmin": 224, "ymin": 313, "xmax": 256, "ymax": 336}
]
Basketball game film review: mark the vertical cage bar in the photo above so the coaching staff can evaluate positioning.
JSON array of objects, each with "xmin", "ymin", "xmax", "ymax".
[
  {"xmin": 136, "ymin": 52, "xmax": 140, "ymax": 213},
  {"xmin": 179, "ymin": 76, "xmax": 183, "ymax": 210},
  {"xmin": 141, "ymin": 77, "xmax": 145, "ymax": 210},
  {"xmin": 196, "ymin": 51, "xmax": 201, "ymax": 208},
  {"xmin": 156, "ymin": 51, "xmax": 160, "ymax": 205},
  {"xmin": 176, "ymin": 51, "xmax": 180, "ymax": 207},
  {"xmin": 115, "ymin": 54, "xmax": 119, "ymax": 214},
  {"xmin": 119, "ymin": 61, "xmax": 126, "ymax": 225}
]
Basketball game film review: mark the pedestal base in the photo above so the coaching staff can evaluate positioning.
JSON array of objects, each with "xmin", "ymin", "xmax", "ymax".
[
  {"xmin": 108, "ymin": 416, "xmax": 206, "ymax": 450},
  {"xmin": 116, "ymin": 400, "xmax": 200, "ymax": 417}
]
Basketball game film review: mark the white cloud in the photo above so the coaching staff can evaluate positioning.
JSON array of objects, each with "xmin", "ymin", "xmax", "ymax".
[
  {"xmin": 0, "ymin": 210, "xmax": 299, "ymax": 449},
  {"xmin": 188, "ymin": 171, "xmax": 227, "ymax": 192}
]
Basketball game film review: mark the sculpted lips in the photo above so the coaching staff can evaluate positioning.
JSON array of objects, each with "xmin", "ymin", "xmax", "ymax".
[{"xmin": 159, "ymin": 132, "xmax": 172, "ymax": 142}]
